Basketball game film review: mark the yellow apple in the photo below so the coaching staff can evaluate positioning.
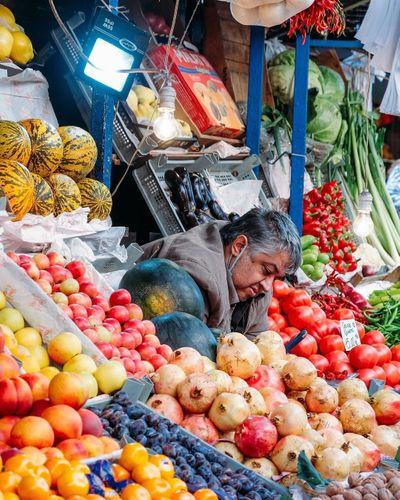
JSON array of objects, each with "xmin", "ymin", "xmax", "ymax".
[
  {"xmin": 41, "ymin": 366, "xmax": 59, "ymax": 380},
  {"xmin": 47, "ymin": 332, "xmax": 82, "ymax": 365},
  {"xmin": 15, "ymin": 327, "xmax": 42, "ymax": 347},
  {"xmin": 20, "ymin": 354, "xmax": 40, "ymax": 373},
  {"xmin": 79, "ymin": 371, "xmax": 98, "ymax": 398},
  {"xmin": 63, "ymin": 354, "xmax": 97, "ymax": 374},
  {"xmin": 0, "ymin": 291, "xmax": 6, "ymax": 310},
  {"xmin": 0, "ymin": 324, "xmax": 17, "ymax": 351},
  {"xmin": 0, "ymin": 307, "xmax": 24, "ymax": 331},
  {"xmin": 94, "ymin": 361, "xmax": 127, "ymax": 394},
  {"xmin": 28, "ymin": 345, "xmax": 49, "ymax": 368}
]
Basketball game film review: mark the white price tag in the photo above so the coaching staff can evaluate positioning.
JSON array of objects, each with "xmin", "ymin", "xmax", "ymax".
[{"xmin": 340, "ymin": 319, "xmax": 361, "ymax": 351}]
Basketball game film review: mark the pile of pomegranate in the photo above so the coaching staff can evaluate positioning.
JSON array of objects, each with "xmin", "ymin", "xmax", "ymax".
[
  {"xmin": 148, "ymin": 331, "xmax": 400, "ymax": 481},
  {"xmin": 7, "ymin": 251, "xmax": 172, "ymax": 379}
]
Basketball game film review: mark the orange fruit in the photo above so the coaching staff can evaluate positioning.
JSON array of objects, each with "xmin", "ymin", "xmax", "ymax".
[
  {"xmin": 4, "ymin": 455, "xmax": 35, "ymax": 477},
  {"xmin": 142, "ymin": 478, "xmax": 172, "ymax": 498},
  {"xmin": 45, "ymin": 457, "xmax": 71, "ymax": 487},
  {"xmin": 194, "ymin": 490, "xmax": 218, "ymax": 500},
  {"xmin": 121, "ymin": 483, "xmax": 151, "ymax": 500},
  {"xmin": 3, "ymin": 493, "xmax": 19, "ymax": 500},
  {"xmin": 69, "ymin": 460, "xmax": 90, "ymax": 474},
  {"xmin": 56, "ymin": 469, "xmax": 89, "ymax": 497},
  {"xmin": 131, "ymin": 462, "xmax": 160, "ymax": 483},
  {"xmin": 104, "ymin": 487, "xmax": 122, "ymax": 498},
  {"xmin": 17, "ymin": 476, "xmax": 50, "ymax": 500},
  {"xmin": 168, "ymin": 477, "xmax": 188, "ymax": 493},
  {"xmin": 149, "ymin": 454, "xmax": 174, "ymax": 479},
  {"xmin": 171, "ymin": 492, "xmax": 195, "ymax": 500},
  {"xmin": 118, "ymin": 442, "xmax": 148, "ymax": 471},
  {"xmin": 112, "ymin": 463, "xmax": 130, "ymax": 482},
  {"xmin": 0, "ymin": 471, "xmax": 21, "ymax": 493},
  {"xmin": 32, "ymin": 465, "xmax": 51, "ymax": 487}
]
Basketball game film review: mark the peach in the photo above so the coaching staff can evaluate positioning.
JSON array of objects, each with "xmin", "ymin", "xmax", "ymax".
[
  {"xmin": 21, "ymin": 373, "xmax": 49, "ymax": 401},
  {"xmin": 10, "ymin": 416, "xmax": 54, "ymax": 448},
  {"xmin": 0, "ymin": 354, "xmax": 20, "ymax": 381},
  {"xmin": 29, "ymin": 399, "xmax": 51, "ymax": 417},
  {"xmin": 42, "ymin": 405, "xmax": 82, "ymax": 442},
  {"xmin": 79, "ymin": 434, "xmax": 104, "ymax": 457},
  {"xmin": 77, "ymin": 409, "xmax": 103, "ymax": 437},
  {"xmin": 0, "ymin": 416, "xmax": 20, "ymax": 442},
  {"xmin": 99, "ymin": 436, "xmax": 120, "ymax": 453},
  {"xmin": 14, "ymin": 327, "xmax": 42, "ymax": 347},
  {"xmin": 56, "ymin": 438, "xmax": 88, "ymax": 461},
  {"xmin": 42, "ymin": 447, "xmax": 64, "ymax": 460},
  {"xmin": 48, "ymin": 373, "xmax": 88, "ymax": 409},
  {"xmin": 0, "ymin": 377, "xmax": 33, "ymax": 416},
  {"xmin": 47, "ymin": 333, "xmax": 82, "ymax": 365}
]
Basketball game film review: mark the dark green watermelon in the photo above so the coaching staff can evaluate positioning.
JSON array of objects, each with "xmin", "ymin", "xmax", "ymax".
[
  {"xmin": 152, "ymin": 312, "xmax": 217, "ymax": 360},
  {"xmin": 119, "ymin": 258, "xmax": 205, "ymax": 320}
]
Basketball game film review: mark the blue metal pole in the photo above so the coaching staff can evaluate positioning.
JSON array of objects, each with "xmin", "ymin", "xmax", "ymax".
[
  {"xmin": 310, "ymin": 39, "xmax": 362, "ymax": 49},
  {"xmin": 289, "ymin": 35, "xmax": 310, "ymax": 235},
  {"xmin": 91, "ymin": 0, "xmax": 118, "ymax": 188},
  {"xmin": 246, "ymin": 25, "xmax": 265, "ymax": 167}
]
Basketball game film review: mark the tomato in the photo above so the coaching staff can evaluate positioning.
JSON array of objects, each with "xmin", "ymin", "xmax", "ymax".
[
  {"xmin": 56, "ymin": 470, "xmax": 89, "ymax": 497},
  {"xmin": 194, "ymin": 490, "xmax": 218, "ymax": 500},
  {"xmin": 121, "ymin": 484, "xmax": 151, "ymax": 500},
  {"xmin": 391, "ymin": 345, "xmax": 400, "ymax": 361},
  {"xmin": 273, "ymin": 280, "xmax": 291, "ymax": 298},
  {"xmin": 328, "ymin": 361, "xmax": 354, "ymax": 376},
  {"xmin": 363, "ymin": 330, "xmax": 385, "ymax": 345},
  {"xmin": 312, "ymin": 307, "xmax": 327, "ymax": 324},
  {"xmin": 325, "ymin": 350, "xmax": 349, "ymax": 365},
  {"xmin": 287, "ymin": 306, "xmax": 314, "ymax": 330},
  {"xmin": 270, "ymin": 313, "xmax": 287, "ymax": 331},
  {"xmin": 268, "ymin": 297, "xmax": 280, "ymax": 315},
  {"xmin": 309, "ymin": 354, "xmax": 329, "ymax": 374},
  {"xmin": 281, "ymin": 290, "xmax": 312, "ymax": 313},
  {"xmin": 372, "ymin": 365, "xmax": 386, "ymax": 382},
  {"xmin": 282, "ymin": 327, "xmax": 300, "ymax": 337},
  {"xmin": 372, "ymin": 343, "xmax": 392, "ymax": 365},
  {"xmin": 356, "ymin": 322, "xmax": 365, "ymax": 340},
  {"xmin": 149, "ymin": 455, "xmax": 174, "ymax": 479},
  {"xmin": 348, "ymin": 345, "xmax": 378, "ymax": 369},
  {"xmin": 279, "ymin": 332, "xmax": 291, "ymax": 345},
  {"xmin": 118, "ymin": 442, "xmax": 148, "ymax": 471},
  {"xmin": 332, "ymin": 308, "xmax": 355, "ymax": 321},
  {"xmin": 382, "ymin": 363, "xmax": 400, "ymax": 386},
  {"xmin": 142, "ymin": 478, "xmax": 172, "ymax": 498},
  {"xmin": 290, "ymin": 334, "xmax": 317, "ymax": 358},
  {"xmin": 356, "ymin": 368, "xmax": 376, "ymax": 388},
  {"xmin": 17, "ymin": 476, "xmax": 49, "ymax": 500},
  {"xmin": 323, "ymin": 319, "xmax": 340, "ymax": 337},
  {"xmin": 319, "ymin": 335, "xmax": 345, "ymax": 354},
  {"xmin": 267, "ymin": 316, "xmax": 279, "ymax": 332}
]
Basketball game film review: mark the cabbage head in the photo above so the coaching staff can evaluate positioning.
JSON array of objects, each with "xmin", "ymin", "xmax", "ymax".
[
  {"xmin": 307, "ymin": 96, "xmax": 342, "ymax": 144},
  {"xmin": 320, "ymin": 66, "xmax": 345, "ymax": 104},
  {"xmin": 268, "ymin": 49, "xmax": 323, "ymax": 104}
]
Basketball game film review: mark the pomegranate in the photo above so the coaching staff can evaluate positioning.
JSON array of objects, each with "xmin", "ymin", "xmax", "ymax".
[
  {"xmin": 259, "ymin": 387, "xmax": 288, "ymax": 415},
  {"xmin": 169, "ymin": 347, "xmax": 204, "ymax": 375},
  {"xmin": 181, "ymin": 415, "xmax": 219, "ymax": 444},
  {"xmin": 370, "ymin": 425, "xmax": 400, "ymax": 458},
  {"xmin": 341, "ymin": 441, "xmax": 363, "ymax": 473},
  {"xmin": 217, "ymin": 332, "xmax": 261, "ymax": 378},
  {"xmin": 206, "ymin": 370, "xmax": 232, "ymax": 394},
  {"xmin": 318, "ymin": 428, "xmax": 345, "ymax": 450},
  {"xmin": 286, "ymin": 390, "xmax": 307, "ymax": 406},
  {"xmin": 208, "ymin": 392, "xmax": 250, "ymax": 431},
  {"xmin": 229, "ymin": 377, "xmax": 249, "ymax": 394},
  {"xmin": 370, "ymin": 389, "xmax": 400, "ymax": 425},
  {"xmin": 146, "ymin": 394, "xmax": 183, "ymax": 424},
  {"xmin": 243, "ymin": 458, "xmax": 278, "ymax": 478},
  {"xmin": 271, "ymin": 401, "xmax": 308, "ymax": 436},
  {"xmin": 305, "ymin": 382, "xmax": 338, "ymax": 413},
  {"xmin": 151, "ymin": 365, "xmax": 186, "ymax": 397},
  {"xmin": 242, "ymin": 388, "xmax": 267, "ymax": 415},
  {"xmin": 271, "ymin": 435, "xmax": 314, "ymax": 473},
  {"xmin": 234, "ymin": 416, "xmax": 278, "ymax": 458},
  {"xmin": 301, "ymin": 427, "xmax": 325, "ymax": 452},
  {"xmin": 176, "ymin": 374, "xmax": 218, "ymax": 414},
  {"xmin": 253, "ymin": 331, "xmax": 286, "ymax": 366},
  {"xmin": 344, "ymin": 433, "xmax": 380, "ymax": 471},
  {"xmin": 214, "ymin": 441, "xmax": 244, "ymax": 463},
  {"xmin": 336, "ymin": 378, "xmax": 369, "ymax": 405},
  {"xmin": 202, "ymin": 356, "xmax": 216, "ymax": 372},
  {"xmin": 282, "ymin": 357, "xmax": 317, "ymax": 391},
  {"xmin": 339, "ymin": 399, "xmax": 377, "ymax": 434},
  {"xmin": 308, "ymin": 413, "xmax": 343, "ymax": 433},
  {"xmin": 246, "ymin": 365, "xmax": 285, "ymax": 392},
  {"xmin": 314, "ymin": 447, "xmax": 350, "ymax": 481}
]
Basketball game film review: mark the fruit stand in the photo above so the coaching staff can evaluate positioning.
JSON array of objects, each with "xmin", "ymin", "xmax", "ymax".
[{"xmin": 1, "ymin": 0, "xmax": 400, "ymax": 499}]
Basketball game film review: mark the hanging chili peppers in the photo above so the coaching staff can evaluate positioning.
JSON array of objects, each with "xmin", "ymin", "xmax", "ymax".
[{"xmin": 287, "ymin": 0, "xmax": 346, "ymax": 40}]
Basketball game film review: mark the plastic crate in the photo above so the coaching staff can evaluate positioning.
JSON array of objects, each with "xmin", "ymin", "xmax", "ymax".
[{"xmin": 132, "ymin": 154, "xmax": 272, "ymax": 236}]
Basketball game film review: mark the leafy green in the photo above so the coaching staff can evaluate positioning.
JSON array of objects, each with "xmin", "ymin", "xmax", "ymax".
[
  {"xmin": 297, "ymin": 451, "xmax": 329, "ymax": 488},
  {"xmin": 307, "ymin": 96, "xmax": 342, "ymax": 144},
  {"xmin": 320, "ymin": 66, "xmax": 345, "ymax": 104}
]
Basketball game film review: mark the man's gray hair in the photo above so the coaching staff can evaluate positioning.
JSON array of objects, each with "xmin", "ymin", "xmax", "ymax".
[{"xmin": 220, "ymin": 208, "xmax": 301, "ymax": 274}]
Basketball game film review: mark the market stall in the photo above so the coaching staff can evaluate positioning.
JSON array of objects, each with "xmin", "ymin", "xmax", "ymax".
[{"xmin": 0, "ymin": 0, "xmax": 400, "ymax": 498}]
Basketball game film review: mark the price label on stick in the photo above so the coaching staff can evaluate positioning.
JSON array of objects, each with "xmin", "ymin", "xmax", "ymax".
[{"xmin": 340, "ymin": 319, "xmax": 361, "ymax": 351}]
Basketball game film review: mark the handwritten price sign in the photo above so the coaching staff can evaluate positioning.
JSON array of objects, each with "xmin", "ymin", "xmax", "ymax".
[{"xmin": 340, "ymin": 319, "xmax": 361, "ymax": 351}]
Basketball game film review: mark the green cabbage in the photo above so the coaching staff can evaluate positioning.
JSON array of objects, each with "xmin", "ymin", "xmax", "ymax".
[
  {"xmin": 307, "ymin": 96, "xmax": 342, "ymax": 144},
  {"xmin": 268, "ymin": 50, "xmax": 323, "ymax": 104},
  {"xmin": 320, "ymin": 66, "xmax": 345, "ymax": 104}
]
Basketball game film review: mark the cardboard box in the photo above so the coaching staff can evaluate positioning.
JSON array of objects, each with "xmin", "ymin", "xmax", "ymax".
[{"xmin": 149, "ymin": 46, "xmax": 245, "ymax": 139}]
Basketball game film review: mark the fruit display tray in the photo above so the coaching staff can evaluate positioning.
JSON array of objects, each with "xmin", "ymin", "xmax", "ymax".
[{"xmin": 132, "ymin": 154, "xmax": 273, "ymax": 236}]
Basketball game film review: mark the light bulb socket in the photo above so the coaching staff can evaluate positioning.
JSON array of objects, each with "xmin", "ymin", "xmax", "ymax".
[
  {"xmin": 358, "ymin": 190, "xmax": 373, "ymax": 212},
  {"xmin": 158, "ymin": 83, "xmax": 176, "ymax": 111}
]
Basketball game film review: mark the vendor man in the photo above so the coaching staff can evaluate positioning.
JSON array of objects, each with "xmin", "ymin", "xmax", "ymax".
[{"xmin": 140, "ymin": 208, "xmax": 301, "ymax": 338}]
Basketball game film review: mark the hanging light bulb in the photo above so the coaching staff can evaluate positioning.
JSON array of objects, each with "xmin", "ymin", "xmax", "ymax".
[
  {"xmin": 153, "ymin": 81, "xmax": 180, "ymax": 141},
  {"xmin": 353, "ymin": 190, "xmax": 374, "ymax": 238}
]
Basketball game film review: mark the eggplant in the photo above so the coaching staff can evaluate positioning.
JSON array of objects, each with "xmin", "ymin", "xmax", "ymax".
[
  {"xmin": 197, "ymin": 175, "xmax": 228, "ymax": 221},
  {"xmin": 164, "ymin": 170, "xmax": 191, "ymax": 213},
  {"xmin": 196, "ymin": 210, "xmax": 214, "ymax": 224},
  {"xmin": 190, "ymin": 173, "xmax": 208, "ymax": 211},
  {"xmin": 175, "ymin": 167, "xmax": 196, "ymax": 212}
]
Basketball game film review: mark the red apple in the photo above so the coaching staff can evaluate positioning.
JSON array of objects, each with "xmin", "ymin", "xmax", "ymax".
[
  {"xmin": 109, "ymin": 289, "xmax": 131, "ymax": 307},
  {"xmin": 74, "ymin": 317, "xmax": 91, "ymax": 331},
  {"xmin": 124, "ymin": 320, "xmax": 146, "ymax": 336},
  {"xmin": 33, "ymin": 253, "xmax": 50, "ymax": 270},
  {"xmin": 79, "ymin": 282, "xmax": 99, "ymax": 298},
  {"xmin": 39, "ymin": 270, "xmax": 54, "ymax": 284},
  {"xmin": 97, "ymin": 342, "xmax": 113, "ymax": 359},
  {"xmin": 70, "ymin": 304, "xmax": 88, "ymax": 319},
  {"xmin": 52, "ymin": 284, "xmax": 61, "ymax": 293},
  {"xmin": 48, "ymin": 265, "xmax": 72, "ymax": 283},
  {"xmin": 118, "ymin": 347, "xmax": 130, "ymax": 357},
  {"xmin": 149, "ymin": 354, "xmax": 168, "ymax": 370},
  {"xmin": 134, "ymin": 360, "xmax": 147, "ymax": 372},
  {"xmin": 126, "ymin": 303, "xmax": 143, "ymax": 321},
  {"xmin": 143, "ymin": 335, "xmax": 160, "ymax": 347},
  {"xmin": 6, "ymin": 252, "xmax": 20, "ymax": 265},
  {"xmin": 83, "ymin": 328, "xmax": 98, "ymax": 344},
  {"xmin": 47, "ymin": 252, "xmax": 65, "ymax": 267},
  {"xmin": 120, "ymin": 332, "xmax": 140, "ymax": 349},
  {"xmin": 65, "ymin": 260, "xmax": 86, "ymax": 279},
  {"xmin": 0, "ymin": 331, "xmax": 5, "ymax": 353},
  {"xmin": 60, "ymin": 278, "xmax": 79, "ymax": 295},
  {"xmin": 129, "ymin": 350, "xmax": 141, "ymax": 362},
  {"xmin": 110, "ymin": 333, "xmax": 122, "ymax": 347},
  {"xmin": 123, "ymin": 330, "xmax": 143, "ymax": 348},
  {"xmin": 133, "ymin": 371, "xmax": 147, "ymax": 380},
  {"xmin": 19, "ymin": 255, "xmax": 31, "ymax": 265},
  {"xmin": 157, "ymin": 344, "xmax": 173, "ymax": 360},
  {"xmin": 141, "ymin": 360, "xmax": 154, "ymax": 373},
  {"xmin": 35, "ymin": 278, "xmax": 52, "ymax": 295},
  {"xmin": 58, "ymin": 304, "xmax": 73, "ymax": 319},
  {"xmin": 21, "ymin": 262, "xmax": 40, "ymax": 280},
  {"xmin": 107, "ymin": 306, "xmax": 129, "ymax": 325},
  {"xmin": 103, "ymin": 318, "xmax": 121, "ymax": 334},
  {"xmin": 87, "ymin": 305, "xmax": 105, "ymax": 321},
  {"xmin": 136, "ymin": 343, "xmax": 157, "ymax": 361},
  {"xmin": 142, "ymin": 320, "xmax": 156, "ymax": 336},
  {"xmin": 68, "ymin": 293, "xmax": 92, "ymax": 308},
  {"xmin": 111, "ymin": 346, "xmax": 120, "ymax": 357},
  {"xmin": 95, "ymin": 326, "xmax": 112, "ymax": 343},
  {"xmin": 92, "ymin": 296, "xmax": 110, "ymax": 312},
  {"xmin": 121, "ymin": 357, "xmax": 136, "ymax": 373}
]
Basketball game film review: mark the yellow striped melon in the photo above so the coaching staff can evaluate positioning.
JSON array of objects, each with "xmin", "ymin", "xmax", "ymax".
[
  {"xmin": 0, "ymin": 120, "xmax": 31, "ymax": 165},
  {"xmin": 20, "ymin": 119, "xmax": 63, "ymax": 177},
  {"xmin": 30, "ymin": 173, "xmax": 54, "ymax": 217},
  {"xmin": 57, "ymin": 126, "xmax": 97, "ymax": 181},
  {"xmin": 48, "ymin": 173, "xmax": 81, "ymax": 216},
  {"xmin": 78, "ymin": 178, "xmax": 112, "ymax": 221},
  {"xmin": 0, "ymin": 159, "xmax": 34, "ymax": 220}
]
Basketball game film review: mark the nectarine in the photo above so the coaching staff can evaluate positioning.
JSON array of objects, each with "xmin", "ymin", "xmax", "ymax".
[
  {"xmin": 42, "ymin": 405, "xmax": 82, "ymax": 442},
  {"xmin": 77, "ymin": 409, "xmax": 103, "ymax": 437},
  {"xmin": 20, "ymin": 373, "xmax": 49, "ymax": 401},
  {"xmin": 48, "ymin": 373, "xmax": 88, "ymax": 409},
  {"xmin": 10, "ymin": 416, "xmax": 54, "ymax": 448},
  {"xmin": 56, "ymin": 438, "xmax": 88, "ymax": 461},
  {"xmin": 47, "ymin": 333, "xmax": 82, "ymax": 365},
  {"xmin": 79, "ymin": 434, "xmax": 104, "ymax": 457}
]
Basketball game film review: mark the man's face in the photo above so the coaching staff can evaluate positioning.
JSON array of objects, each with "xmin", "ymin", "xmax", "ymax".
[{"xmin": 228, "ymin": 235, "xmax": 289, "ymax": 301}]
